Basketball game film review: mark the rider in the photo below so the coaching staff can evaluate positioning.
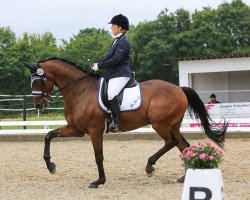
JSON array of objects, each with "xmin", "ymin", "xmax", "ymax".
[{"xmin": 91, "ymin": 14, "xmax": 133, "ymax": 132}]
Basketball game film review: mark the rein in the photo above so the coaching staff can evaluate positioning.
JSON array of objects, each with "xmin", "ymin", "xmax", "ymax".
[{"xmin": 49, "ymin": 70, "xmax": 93, "ymax": 96}]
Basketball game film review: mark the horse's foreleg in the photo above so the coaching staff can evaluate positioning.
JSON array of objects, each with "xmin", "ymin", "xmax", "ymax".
[
  {"xmin": 43, "ymin": 129, "xmax": 60, "ymax": 174},
  {"xmin": 89, "ymin": 132, "xmax": 106, "ymax": 188},
  {"xmin": 43, "ymin": 125, "xmax": 84, "ymax": 174}
]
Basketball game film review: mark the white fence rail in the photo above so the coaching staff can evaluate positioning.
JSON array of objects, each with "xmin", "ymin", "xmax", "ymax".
[
  {"xmin": 1, "ymin": 118, "xmax": 250, "ymax": 135},
  {"xmin": 0, "ymin": 120, "xmax": 66, "ymax": 134}
]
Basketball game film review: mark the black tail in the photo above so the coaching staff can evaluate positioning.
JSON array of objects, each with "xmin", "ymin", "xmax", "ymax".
[{"xmin": 181, "ymin": 87, "xmax": 228, "ymax": 148}]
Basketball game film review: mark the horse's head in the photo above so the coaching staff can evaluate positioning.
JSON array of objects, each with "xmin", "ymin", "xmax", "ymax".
[{"xmin": 24, "ymin": 62, "xmax": 55, "ymax": 110}]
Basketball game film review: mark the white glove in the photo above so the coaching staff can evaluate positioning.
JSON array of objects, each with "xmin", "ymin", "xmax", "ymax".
[{"xmin": 91, "ymin": 63, "xmax": 99, "ymax": 71}]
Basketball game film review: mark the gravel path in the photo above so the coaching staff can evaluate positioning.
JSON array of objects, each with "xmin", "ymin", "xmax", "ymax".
[{"xmin": 0, "ymin": 138, "xmax": 249, "ymax": 200}]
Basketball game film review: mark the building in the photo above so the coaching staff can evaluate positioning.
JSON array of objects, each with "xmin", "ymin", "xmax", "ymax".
[{"xmin": 178, "ymin": 55, "xmax": 250, "ymax": 103}]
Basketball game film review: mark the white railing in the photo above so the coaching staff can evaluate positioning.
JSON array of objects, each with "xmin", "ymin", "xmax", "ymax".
[
  {"xmin": 0, "ymin": 121, "xmax": 66, "ymax": 134},
  {"xmin": 0, "ymin": 118, "xmax": 250, "ymax": 135}
]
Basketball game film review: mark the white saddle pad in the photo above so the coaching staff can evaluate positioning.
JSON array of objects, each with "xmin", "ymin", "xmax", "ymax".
[{"xmin": 98, "ymin": 77, "xmax": 142, "ymax": 112}]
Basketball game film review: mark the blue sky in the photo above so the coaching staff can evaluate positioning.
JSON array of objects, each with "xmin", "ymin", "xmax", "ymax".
[{"xmin": 0, "ymin": 0, "xmax": 249, "ymax": 41}]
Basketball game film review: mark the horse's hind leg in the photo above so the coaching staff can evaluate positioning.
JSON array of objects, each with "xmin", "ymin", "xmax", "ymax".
[
  {"xmin": 172, "ymin": 120, "xmax": 190, "ymax": 152},
  {"xmin": 146, "ymin": 125, "xmax": 178, "ymax": 176},
  {"xmin": 171, "ymin": 121, "xmax": 191, "ymax": 183}
]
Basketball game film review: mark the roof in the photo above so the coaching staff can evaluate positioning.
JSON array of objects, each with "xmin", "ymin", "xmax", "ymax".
[{"xmin": 178, "ymin": 54, "xmax": 250, "ymax": 61}]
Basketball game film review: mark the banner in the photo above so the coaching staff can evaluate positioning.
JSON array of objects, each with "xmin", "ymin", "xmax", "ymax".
[
  {"xmin": 205, "ymin": 102, "xmax": 250, "ymax": 119},
  {"xmin": 183, "ymin": 102, "xmax": 250, "ymax": 129}
]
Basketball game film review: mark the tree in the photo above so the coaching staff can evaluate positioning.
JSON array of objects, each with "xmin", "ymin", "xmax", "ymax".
[
  {"xmin": 216, "ymin": 0, "xmax": 250, "ymax": 54},
  {"xmin": 129, "ymin": 9, "xmax": 178, "ymax": 82},
  {"xmin": 0, "ymin": 29, "xmax": 59, "ymax": 94},
  {"xmin": 175, "ymin": 0, "xmax": 250, "ymax": 57},
  {"xmin": 59, "ymin": 28, "xmax": 112, "ymax": 72},
  {"xmin": 128, "ymin": 21, "xmax": 159, "ymax": 80},
  {"xmin": 0, "ymin": 27, "xmax": 18, "ymax": 94},
  {"xmin": 189, "ymin": 7, "xmax": 222, "ymax": 56},
  {"xmin": 1, "ymin": 0, "xmax": 250, "ymax": 95},
  {"xmin": 12, "ymin": 32, "xmax": 59, "ymax": 94}
]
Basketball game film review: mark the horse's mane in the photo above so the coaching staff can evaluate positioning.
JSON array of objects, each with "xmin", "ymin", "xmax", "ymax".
[{"xmin": 38, "ymin": 57, "xmax": 100, "ymax": 78}]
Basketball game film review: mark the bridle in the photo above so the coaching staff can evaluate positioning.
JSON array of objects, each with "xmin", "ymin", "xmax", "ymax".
[
  {"xmin": 30, "ymin": 62, "xmax": 93, "ymax": 102},
  {"xmin": 30, "ymin": 63, "xmax": 52, "ymax": 102}
]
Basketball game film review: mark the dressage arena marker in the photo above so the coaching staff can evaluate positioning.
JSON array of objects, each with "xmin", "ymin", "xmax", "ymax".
[{"xmin": 182, "ymin": 168, "xmax": 224, "ymax": 200}]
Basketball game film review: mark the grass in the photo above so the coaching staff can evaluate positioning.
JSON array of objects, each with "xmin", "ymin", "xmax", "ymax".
[
  {"xmin": 0, "ymin": 114, "xmax": 65, "ymax": 130},
  {"xmin": 0, "ymin": 114, "xmax": 152, "ymax": 130},
  {"xmin": 1, "ymin": 114, "xmax": 65, "ymax": 121}
]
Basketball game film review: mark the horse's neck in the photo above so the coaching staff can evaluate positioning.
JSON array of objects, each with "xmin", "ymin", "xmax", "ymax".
[
  {"xmin": 55, "ymin": 67, "xmax": 83, "ymax": 89},
  {"xmin": 45, "ymin": 62, "xmax": 98, "ymax": 96}
]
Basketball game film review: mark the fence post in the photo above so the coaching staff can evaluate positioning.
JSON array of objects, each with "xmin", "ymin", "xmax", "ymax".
[{"xmin": 23, "ymin": 95, "xmax": 27, "ymax": 129}]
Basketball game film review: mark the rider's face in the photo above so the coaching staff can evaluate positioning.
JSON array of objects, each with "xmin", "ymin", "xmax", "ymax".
[{"xmin": 111, "ymin": 24, "xmax": 122, "ymax": 36}]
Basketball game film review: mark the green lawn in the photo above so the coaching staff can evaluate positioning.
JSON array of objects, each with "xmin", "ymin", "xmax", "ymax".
[
  {"xmin": 0, "ymin": 114, "xmax": 65, "ymax": 130},
  {"xmin": 1, "ymin": 114, "xmax": 65, "ymax": 121}
]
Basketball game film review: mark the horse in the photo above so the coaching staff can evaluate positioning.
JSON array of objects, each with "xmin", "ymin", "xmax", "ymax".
[{"xmin": 24, "ymin": 57, "xmax": 227, "ymax": 188}]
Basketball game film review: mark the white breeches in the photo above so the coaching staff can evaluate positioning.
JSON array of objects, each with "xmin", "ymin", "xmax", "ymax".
[{"xmin": 107, "ymin": 77, "xmax": 130, "ymax": 100}]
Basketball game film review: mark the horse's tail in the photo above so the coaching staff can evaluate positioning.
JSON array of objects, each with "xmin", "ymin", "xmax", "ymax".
[{"xmin": 181, "ymin": 86, "xmax": 227, "ymax": 148}]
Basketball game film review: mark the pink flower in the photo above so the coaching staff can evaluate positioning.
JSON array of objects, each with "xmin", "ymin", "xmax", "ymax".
[
  {"xmin": 180, "ymin": 142, "xmax": 224, "ymax": 169},
  {"xmin": 216, "ymin": 150, "xmax": 222, "ymax": 155},
  {"xmin": 209, "ymin": 156, "xmax": 214, "ymax": 160},
  {"xmin": 197, "ymin": 143, "xmax": 203, "ymax": 149},
  {"xmin": 186, "ymin": 151, "xmax": 193, "ymax": 157},
  {"xmin": 206, "ymin": 142, "xmax": 212, "ymax": 146},
  {"xmin": 199, "ymin": 153, "xmax": 206, "ymax": 160},
  {"xmin": 191, "ymin": 153, "xmax": 197, "ymax": 158}
]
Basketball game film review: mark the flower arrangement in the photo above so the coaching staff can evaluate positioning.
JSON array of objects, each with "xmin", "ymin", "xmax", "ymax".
[{"xmin": 180, "ymin": 142, "xmax": 224, "ymax": 170}]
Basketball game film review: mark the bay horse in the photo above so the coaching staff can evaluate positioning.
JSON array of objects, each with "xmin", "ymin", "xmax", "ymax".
[{"xmin": 24, "ymin": 57, "xmax": 227, "ymax": 188}]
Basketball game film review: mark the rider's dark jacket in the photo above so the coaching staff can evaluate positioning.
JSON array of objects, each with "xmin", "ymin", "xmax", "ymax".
[{"xmin": 98, "ymin": 34, "xmax": 132, "ymax": 80}]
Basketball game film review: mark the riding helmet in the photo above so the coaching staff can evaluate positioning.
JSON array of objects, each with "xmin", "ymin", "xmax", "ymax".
[{"xmin": 109, "ymin": 14, "xmax": 129, "ymax": 31}]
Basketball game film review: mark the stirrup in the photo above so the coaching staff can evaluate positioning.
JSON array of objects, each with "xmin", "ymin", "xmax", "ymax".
[{"xmin": 109, "ymin": 122, "xmax": 121, "ymax": 133}]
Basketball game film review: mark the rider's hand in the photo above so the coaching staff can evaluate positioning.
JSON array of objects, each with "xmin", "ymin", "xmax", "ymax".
[{"xmin": 91, "ymin": 63, "xmax": 99, "ymax": 71}]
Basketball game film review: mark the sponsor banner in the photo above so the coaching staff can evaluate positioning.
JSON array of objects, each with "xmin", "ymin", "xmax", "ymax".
[
  {"xmin": 239, "ymin": 123, "xmax": 250, "ymax": 127},
  {"xmin": 189, "ymin": 123, "xmax": 238, "ymax": 128},
  {"xmin": 183, "ymin": 102, "xmax": 250, "ymax": 129},
  {"xmin": 205, "ymin": 102, "xmax": 250, "ymax": 118}
]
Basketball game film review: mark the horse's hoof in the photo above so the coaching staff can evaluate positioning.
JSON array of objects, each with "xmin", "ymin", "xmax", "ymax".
[
  {"xmin": 88, "ymin": 183, "xmax": 98, "ymax": 189},
  {"xmin": 177, "ymin": 175, "xmax": 185, "ymax": 183},
  {"xmin": 49, "ymin": 162, "xmax": 56, "ymax": 174},
  {"xmin": 146, "ymin": 170, "xmax": 155, "ymax": 177},
  {"xmin": 146, "ymin": 166, "xmax": 155, "ymax": 177}
]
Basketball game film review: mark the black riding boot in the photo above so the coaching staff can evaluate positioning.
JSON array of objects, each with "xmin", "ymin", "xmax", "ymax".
[{"xmin": 109, "ymin": 96, "xmax": 121, "ymax": 132}]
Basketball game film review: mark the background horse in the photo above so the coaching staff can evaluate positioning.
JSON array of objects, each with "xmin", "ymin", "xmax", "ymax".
[{"xmin": 24, "ymin": 57, "xmax": 227, "ymax": 188}]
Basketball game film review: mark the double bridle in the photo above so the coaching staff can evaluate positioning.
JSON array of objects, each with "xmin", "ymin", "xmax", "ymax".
[{"xmin": 30, "ymin": 63, "xmax": 93, "ymax": 102}]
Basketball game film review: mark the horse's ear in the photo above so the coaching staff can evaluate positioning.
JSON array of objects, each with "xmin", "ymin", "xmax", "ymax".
[{"xmin": 23, "ymin": 62, "xmax": 35, "ymax": 71}]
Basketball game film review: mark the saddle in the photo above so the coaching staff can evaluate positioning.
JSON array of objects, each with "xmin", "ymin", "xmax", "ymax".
[
  {"xmin": 97, "ymin": 72, "xmax": 142, "ymax": 133},
  {"xmin": 100, "ymin": 72, "xmax": 137, "ymax": 109}
]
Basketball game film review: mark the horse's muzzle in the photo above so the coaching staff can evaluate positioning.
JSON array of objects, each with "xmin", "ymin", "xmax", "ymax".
[
  {"xmin": 35, "ymin": 99, "xmax": 47, "ymax": 110},
  {"xmin": 35, "ymin": 103, "xmax": 43, "ymax": 110}
]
